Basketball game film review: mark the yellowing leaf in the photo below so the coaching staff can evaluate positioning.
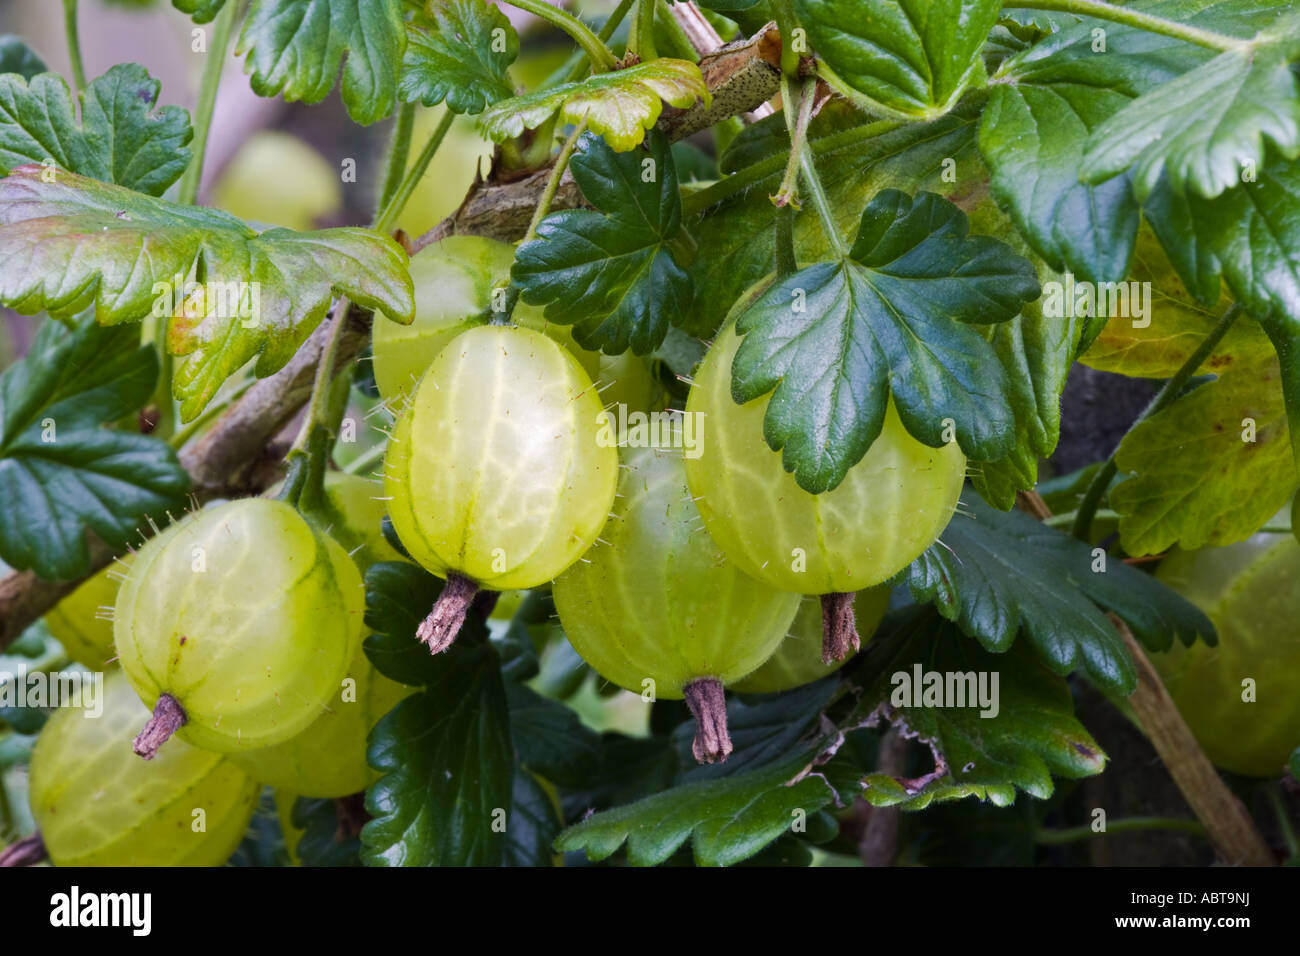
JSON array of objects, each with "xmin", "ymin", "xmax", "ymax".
[{"xmin": 478, "ymin": 59, "xmax": 709, "ymax": 151}]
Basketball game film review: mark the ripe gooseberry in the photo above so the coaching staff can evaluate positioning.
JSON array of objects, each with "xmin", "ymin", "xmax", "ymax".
[
  {"xmin": 114, "ymin": 498, "xmax": 363, "ymax": 758},
  {"xmin": 370, "ymin": 235, "xmax": 599, "ymax": 403},
  {"xmin": 1153, "ymin": 522, "xmax": 1300, "ymax": 777},
  {"xmin": 228, "ymin": 477, "xmax": 412, "ymax": 797},
  {"xmin": 553, "ymin": 441, "xmax": 801, "ymax": 762},
  {"xmin": 44, "ymin": 565, "xmax": 121, "ymax": 670},
  {"xmin": 385, "ymin": 324, "xmax": 618, "ymax": 653},
  {"xmin": 28, "ymin": 672, "xmax": 260, "ymax": 866},
  {"xmin": 685, "ymin": 316, "xmax": 965, "ymax": 663},
  {"xmin": 733, "ymin": 588, "xmax": 891, "ymax": 694}
]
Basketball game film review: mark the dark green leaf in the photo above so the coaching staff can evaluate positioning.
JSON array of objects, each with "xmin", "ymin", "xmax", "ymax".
[
  {"xmin": 0, "ymin": 37, "xmax": 47, "ymax": 80},
  {"xmin": 846, "ymin": 605, "xmax": 1106, "ymax": 808},
  {"xmin": 0, "ymin": 316, "xmax": 189, "ymax": 579},
  {"xmin": 505, "ymin": 682, "xmax": 602, "ymax": 788},
  {"xmin": 0, "ymin": 64, "xmax": 192, "ymax": 196},
  {"xmin": 361, "ymin": 630, "xmax": 514, "ymax": 866},
  {"xmin": 1143, "ymin": 158, "xmax": 1300, "ymax": 465},
  {"xmin": 512, "ymin": 131, "xmax": 691, "ymax": 354},
  {"xmin": 172, "ymin": 0, "xmax": 227, "ymax": 23},
  {"xmin": 294, "ymin": 797, "xmax": 363, "ymax": 867},
  {"xmin": 228, "ymin": 790, "xmax": 290, "ymax": 867},
  {"xmin": 793, "ymin": 0, "xmax": 1002, "ymax": 119},
  {"xmin": 970, "ymin": 293, "xmax": 1083, "ymax": 509},
  {"xmin": 237, "ymin": 0, "xmax": 407, "ymax": 125},
  {"xmin": 1080, "ymin": 44, "xmax": 1300, "ymax": 201},
  {"xmin": 506, "ymin": 769, "xmax": 561, "ymax": 866},
  {"xmin": 689, "ymin": 105, "xmax": 980, "ymax": 338},
  {"xmin": 559, "ymin": 733, "xmax": 679, "ymax": 821},
  {"xmin": 400, "ymin": 0, "xmax": 518, "ymax": 115},
  {"xmin": 905, "ymin": 495, "xmax": 1217, "ymax": 693},
  {"xmin": 0, "ymin": 167, "xmax": 414, "ymax": 421},
  {"xmin": 554, "ymin": 754, "xmax": 855, "ymax": 866},
  {"xmin": 731, "ymin": 189, "xmax": 1039, "ymax": 491},
  {"xmin": 979, "ymin": 0, "xmax": 1285, "ymax": 282}
]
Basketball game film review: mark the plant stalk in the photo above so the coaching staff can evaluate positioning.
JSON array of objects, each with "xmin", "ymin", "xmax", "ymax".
[
  {"xmin": 501, "ymin": 0, "xmax": 620, "ymax": 72},
  {"xmin": 62, "ymin": 0, "xmax": 88, "ymax": 100},
  {"xmin": 1004, "ymin": 0, "xmax": 1247, "ymax": 52},
  {"xmin": 376, "ymin": 103, "xmax": 417, "ymax": 217},
  {"xmin": 374, "ymin": 109, "xmax": 456, "ymax": 235},
  {"xmin": 177, "ymin": 0, "xmax": 238, "ymax": 206}
]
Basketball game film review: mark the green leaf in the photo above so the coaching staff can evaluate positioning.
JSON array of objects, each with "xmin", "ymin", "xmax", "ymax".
[
  {"xmin": 730, "ymin": 189, "xmax": 1040, "ymax": 492},
  {"xmin": 512, "ymin": 131, "xmax": 690, "ymax": 354},
  {"xmin": 554, "ymin": 755, "xmax": 853, "ymax": 866},
  {"xmin": 237, "ymin": 0, "xmax": 407, "ymax": 125},
  {"xmin": 979, "ymin": 0, "xmax": 1284, "ymax": 282},
  {"xmin": 0, "ymin": 64, "xmax": 193, "ymax": 197},
  {"xmin": 847, "ymin": 606, "xmax": 1106, "ymax": 809},
  {"xmin": 793, "ymin": 0, "xmax": 1003, "ymax": 119},
  {"xmin": 293, "ymin": 797, "xmax": 363, "ymax": 866},
  {"xmin": 172, "ymin": 0, "xmax": 227, "ymax": 23},
  {"xmin": 0, "ymin": 316, "xmax": 189, "ymax": 579},
  {"xmin": 400, "ymin": 0, "xmax": 518, "ymax": 115},
  {"xmin": 361, "ymin": 626, "xmax": 514, "ymax": 866},
  {"xmin": 905, "ymin": 495, "xmax": 1216, "ymax": 693},
  {"xmin": 0, "ymin": 36, "xmax": 47, "ymax": 80},
  {"xmin": 969, "ymin": 297, "xmax": 1081, "ymax": 509},
  {"xmin": 0, "ymin": 167, "xmax": 414, "ymax": 421},
  {"xmin": 1080, "ymin": 45, "xmax": 1300, "ymax": 201},
  {"xmin": 505, "ymin": 682, "xmax": 602, "ymax": 789},
  {"xmin": 688, "ymin": 105, "xmax": 980, "ymax": 337},
  {"xmin": 478, "ymin": 58, "xmax": 708, "ymax": 151},
  {"xmin": 506, "ymin": 770, "xmax": 561, "ymax": 866},
  {"xmin": 558, "ymin": 733, "xmax": 679, "ymax": 820},
  {"xmin": 1112, "ymin": 358, "xmax": 1298, "ymax": 554},
  {"xmin": 1143, "ymin": 159, "xmax": 1300, "ymax": 466}
]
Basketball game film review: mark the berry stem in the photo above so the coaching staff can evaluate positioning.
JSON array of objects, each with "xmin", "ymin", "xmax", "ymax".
[
  {"xmin": 821, "ymin": 592, "xmax": 860, "ymax": 664},
  {"xmin": 133, "ymin": 693, "xmax": 187, "ymax": 759},
  {"xmin": 684, "ymin": 678, "xmax": 732, "ymax": 764},
  {"xmin": 0, "ymin": 833, "xmax": 46, "ymax": 867},
  {"xmin": 416, "ymin": 573, "xmax": 479, "ymax": 654}
]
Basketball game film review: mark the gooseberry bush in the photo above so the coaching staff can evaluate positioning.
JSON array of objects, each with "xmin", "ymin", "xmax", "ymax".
[{"xmin": 0, "ymin": 0, "xmax": 1298, "ymax": 870}]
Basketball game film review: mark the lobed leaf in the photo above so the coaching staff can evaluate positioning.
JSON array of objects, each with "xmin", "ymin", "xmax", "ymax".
[
  {"xmin": 729, "ymin": 189, "xmax": 1040, "ymax": 492},
  {"xmin": 478, "ymin": 58, "xmax": 708, "ymax": 151},
  {"xmin": 0, "ymin": 64, "xmax": 192, "ymax": 196},
  {"xmin": 0, "ymin": 316, "xmax": 189, "ymax": 579},
  {"xmin": 511, "ymin": 131, "xmax": 691, "ymax": 354},
  {"xmin": 847, "ymin": 606, "xmax": 1107, "ymax": 809},
  {"xmin": 0, "ymin": 167, "xmax": 414, "ymax": 421},
  {"xmin": 904, "ymin": 495, "xmax": 1217, "ymax": 693},
  {"xmin": 399, "ymin": 0, "xmax": 518, "ymax": 115},
  {"xmin": 237, "ymin": 0, "xmax": 407, "ymax": 125},
  {"xmin": 794, "ymin": 0, "xmax": 1003, "ymax": 119}
]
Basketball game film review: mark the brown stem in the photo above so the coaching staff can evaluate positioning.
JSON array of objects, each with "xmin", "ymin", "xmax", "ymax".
[
  {"xmin": 0, "ymin": 833, "xmax": 46, "ymax": 867},
  {"xmin": 1112, "ymin": 616, "xmax": 1275, "ymax": 865},
  {"xmin": 820, "ymin": 592, "xmax": 860, "ymax": 664},
  {"xmin": 133, "ymin": 693, "xmax": 187, "ymax": 760},
  {"xmin": 684, "ymin": 677, "xmax": 732, "ymax": 764},
  {"xmin": 416, "ymin": 573, "xmax": 478, "ymax": 654},
  {"xmin": 860, "ymin": 727, "xmax": 905, "ymax": 866}
]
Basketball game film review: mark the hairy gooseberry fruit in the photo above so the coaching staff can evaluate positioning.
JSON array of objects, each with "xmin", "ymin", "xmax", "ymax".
[
  {"xmin": 115, "ymin": 498, "xmax": 363, "ymax": 757},
  {"xmin": 386, "ymin": 324, "xmax": 618, "ymax": 654},
  {"xmin": 228, "ymin": 478, "xmax": 411, "ymax": 797},
  {"xmin": 733, "ymin": 588, "xmax": 891, "ymax": 694},
  {"xmin": 28, "ymin": 672, "xmax": 259, "ymax": 866},
  {"xmin": 553, "ymin": 442, "xmax": 801, "ymax": 763},
  {"xmin": 1153, "ymin": 526, "xmax": 1300, "ymax": 777},
  {"xmin": 371, "ymin": 235, "xmax": 598, "ymax": 402},
  {"xmin": 45, "ymin": 565, "xmax": 121, "ymax": 670},
  {"xmin": 685, "ymin": 321, "xmax": 965, "ymax": 663}
]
